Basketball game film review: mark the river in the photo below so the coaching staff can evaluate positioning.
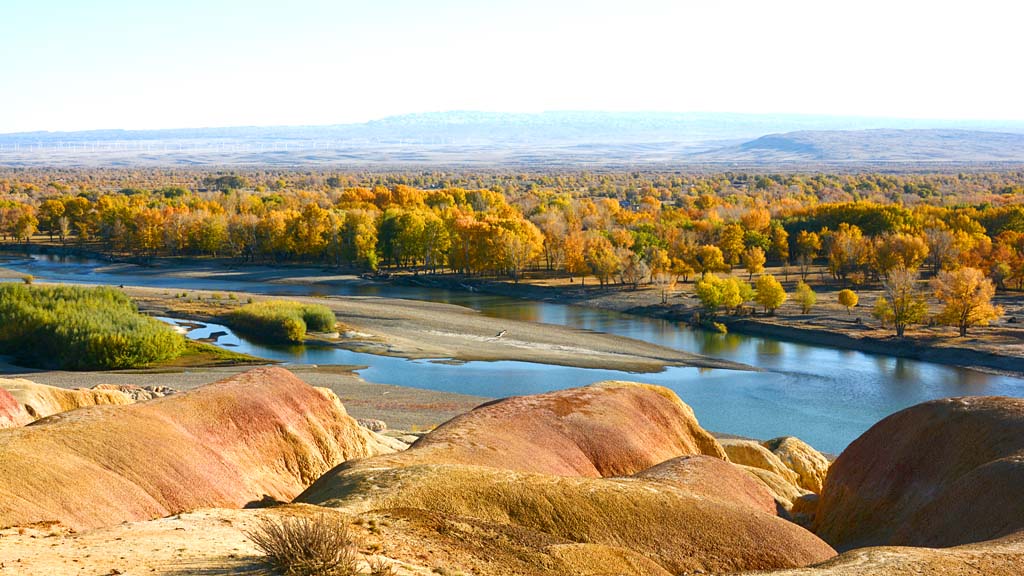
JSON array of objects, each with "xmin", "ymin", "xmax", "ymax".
[{"xmin": 4, "ymin": 253, "xmax": 1023, "ymax": 454}]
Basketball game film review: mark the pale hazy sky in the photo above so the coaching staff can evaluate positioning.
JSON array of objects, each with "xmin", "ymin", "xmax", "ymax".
[{"xmin": 2, "ymin": 0, "xmax": 1021, "ymax": 133}]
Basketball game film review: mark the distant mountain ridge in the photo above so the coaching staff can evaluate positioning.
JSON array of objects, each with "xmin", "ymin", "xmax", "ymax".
[
  {"xmin": 2, "ymin": 112, "xmax": 1024, "ymax": 167},
  {"xmin": 692, "ymin": 129, "xmax": 1024, "ymax": 163}
]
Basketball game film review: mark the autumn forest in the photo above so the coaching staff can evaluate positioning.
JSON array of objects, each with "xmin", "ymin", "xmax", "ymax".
[{"xmin": 2, "ymin": 169, "xmax": 1022, "ymax": 338}]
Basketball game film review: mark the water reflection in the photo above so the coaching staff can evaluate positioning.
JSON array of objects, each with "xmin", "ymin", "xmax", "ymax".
[{"xmin": 756, "ymin": 338, "xmax": 782, "ymax": 360}]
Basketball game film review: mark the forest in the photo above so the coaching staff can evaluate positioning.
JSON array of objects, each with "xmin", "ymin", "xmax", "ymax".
[{"xmin": 1, "ymin": 168, "xmax": 1022, "ymax": 338}]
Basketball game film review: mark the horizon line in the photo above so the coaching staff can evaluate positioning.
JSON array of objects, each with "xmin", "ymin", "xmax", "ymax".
[{"xmin": 6, "ymin": 109, "xmax": 1024, "ymax": 137}]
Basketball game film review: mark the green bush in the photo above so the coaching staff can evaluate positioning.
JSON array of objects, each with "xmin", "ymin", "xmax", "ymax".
[
  {"xmin": 226, "ymin": 300, "xmax": 336, "ymax": 344},
  {"xmin": 0, "ymin": 284, "xmax": 185, "ymax": 370},
  {"xmin": 300, "ymin": 306, "xmax": 337, "ymax": 332}
]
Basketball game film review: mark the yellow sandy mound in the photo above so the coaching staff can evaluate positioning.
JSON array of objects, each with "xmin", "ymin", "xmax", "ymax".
[
  {"xmin": 764, "ymin": 436, "xmax": 831, "ymax": 494},
  {"xmin": 303, "ymin": 461, "xmax": 834, "ymax": 574},
  {"xmin": 0, "ymin": 504, "xmax": 675, "ymax": 576},
  {"xmin": 760, "ymin": 533, "xmax": 1024, "ymax": 576},
  {"xmin": 0, "ymin": 377, "xmax": 132, "ymax": 421},
  {"xmin": 0, "ymin": 367, "xmax": 397, "ymax": 530},
  {"xmin": 722, "ymin": 436, "xmax": 830, "ymax": 517}
]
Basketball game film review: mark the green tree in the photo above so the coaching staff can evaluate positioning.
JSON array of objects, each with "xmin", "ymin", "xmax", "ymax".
[
  {"xmin": 695, "ymin": 274, "xmax": 749, "ymax": 316},
  {"xmin": 795, "ymin": 281, "xmax": 816, "ymax": 314}
]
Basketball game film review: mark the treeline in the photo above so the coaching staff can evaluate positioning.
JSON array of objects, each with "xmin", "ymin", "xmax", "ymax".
[
  {"xmin": 3, "ymin": 168, "xmax": 1024, "ymax": 206},
  {"xmin": 1, "ymin": 171, "xmax": 1023, "ymax": 291}
]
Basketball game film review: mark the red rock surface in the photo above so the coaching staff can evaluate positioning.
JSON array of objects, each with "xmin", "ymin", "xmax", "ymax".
[
  {"xmin": 633, "ymin": 454, "xmax": 779, "ymax": 515},
  {"xmin": 0, "ymin": 367, "xmax": 395, "ymax": 530},
  {"xmin": 0, "ymin": 387, "xmax": 31, "ymax": 428},
  {"xmin": 327, "ymin": 380, "xmax": 727, "ymax": 479},
  {"xmin": 814, "ymin": 396, "xmax": 1024, "ymax": 550}
]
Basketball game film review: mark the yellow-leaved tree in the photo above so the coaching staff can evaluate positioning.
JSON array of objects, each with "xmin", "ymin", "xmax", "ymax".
[
  {"xmin": 742, "ymin": 246, "xmax": 766, "ymax": 280},
  {"xmin": 932, "ymin": 267, "xmax": 1003, "ymax": 337},
  {"xmin": 754, "ymin": 274, "xmax": 787, "ymax": 315},
  {"xmin": 837, "ymin": 289, "xmax": 858, "ymax": 314}
]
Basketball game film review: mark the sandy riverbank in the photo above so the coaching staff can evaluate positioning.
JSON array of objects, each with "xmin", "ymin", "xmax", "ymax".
[
  {"xmin": 395, "ymin": 274, "xmax": 1024, "ymax": 377},
  {"xmin": 123, "ymin": 285, "xmax": 751, "ymax": 373}
]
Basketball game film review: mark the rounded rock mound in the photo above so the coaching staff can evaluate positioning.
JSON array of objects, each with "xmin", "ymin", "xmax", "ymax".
[
  {"xmin": 0, "ymin": 377, "xmax": 133, "ymax": 421},
  {"xmin": 0, "ymin": 367, "xmax": 397, "ymax": 530},
  {"xmin": 299, "ymin": 381, "xmax": 835, "ymax": 574},
  {"xmin": 322, "ymin": 380, "xmax": 727, "ymax": 479},
  {"xmin": 814, "ymin": 396, "xmax": 1024, "ymax": 550}
]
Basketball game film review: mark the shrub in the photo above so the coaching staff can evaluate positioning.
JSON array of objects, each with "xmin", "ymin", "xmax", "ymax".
[
  {"xmin": 226, "ymin": 300, "xmax": 336, "ymax": 344},
  {"xmin": 20, "ymin": 274, "xmax": 33, "ymax": 285},
  {"xmin": 0, "ymin": 284, "xmax": 185, "ymax": 369},
  {"xmin": 366, "ymin": 556, "xmax": 396, "ymax": 576},
  {"xmin": 837, "ymin": 289, "xmax": 859, "ymax": 314},
  {"xmin": 300, "ymin": 305, "xmax": 337, "ymax": 332},
  {"xmin": 244, "ymin": 514, "xmax": 359, "ymax": 576}
]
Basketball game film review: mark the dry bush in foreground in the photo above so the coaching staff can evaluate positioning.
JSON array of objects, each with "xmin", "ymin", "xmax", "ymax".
[
  {"xmin": 245, "ymin": 514, "xmax": 359, "ymax": 576},
  {"xmin": 365, "ymin": 556, "xmax": 396, "ymax": 576}
]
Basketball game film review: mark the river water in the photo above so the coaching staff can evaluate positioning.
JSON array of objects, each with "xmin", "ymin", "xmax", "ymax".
[{"xmin": 4, "ymin": 253, "xmax": 1023, "ymax": 453}]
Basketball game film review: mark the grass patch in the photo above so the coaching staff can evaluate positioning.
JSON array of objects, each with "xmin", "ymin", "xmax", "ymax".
[
  {"xmin": 225, "ymin": 300, "xmax": 337, "ymax": 344},
  {"xmin": 155, "ymin": 339, "xmax": 268, "ymax": 368},
  {"xmin": 0, "ymin": 284, "xmax": 185, "ymax": 369}
]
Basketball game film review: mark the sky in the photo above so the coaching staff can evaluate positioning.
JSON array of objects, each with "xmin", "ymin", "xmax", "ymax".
[{"xmin": 1, "ymin": 0, "xmax": 1022, "ymax": 133}]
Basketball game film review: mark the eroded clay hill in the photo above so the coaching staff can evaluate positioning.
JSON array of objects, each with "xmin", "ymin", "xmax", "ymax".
[
  {"xmin": 0, "ymin": 377, "xmax": 133, "ymax": 422},
  {"xmin": 299, "ymin": 382, "xmax": 836, "ymax": 574},
  {"xmin": 814, "ymin": 396, "xmax": 1024, "ymax": 551},
  {"xmin": 0, "ymin": 367, "xmax": 398, "ymax": 530},
  {"xmin": 5, "ymin": 379, "xmax": 1023, "ymax": 576}
]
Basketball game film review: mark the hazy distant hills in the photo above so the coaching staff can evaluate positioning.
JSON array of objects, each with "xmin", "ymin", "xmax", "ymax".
[
  {"xmin": 2, "ymin": 112, "xmax": 1024, "ymax": 167},
  {"xmin": 692, "ymin": 129, "xmax": 1024, "ymax": 163}
]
